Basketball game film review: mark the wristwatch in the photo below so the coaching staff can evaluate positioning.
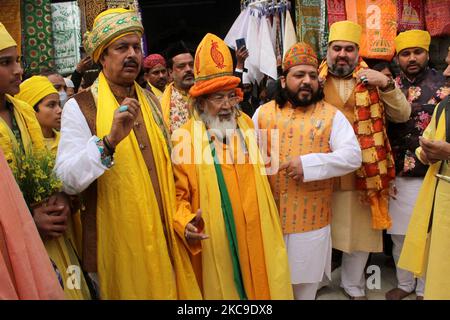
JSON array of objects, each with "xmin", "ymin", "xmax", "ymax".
[{"xmin": 381, "ymin": 78, "xmax": 395, "ymax": 92}]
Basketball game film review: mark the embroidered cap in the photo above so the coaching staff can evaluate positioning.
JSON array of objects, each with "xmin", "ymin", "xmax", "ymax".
[{"xmin": 282, "ymin": 42, "xmax": 318, "ymax": 72}]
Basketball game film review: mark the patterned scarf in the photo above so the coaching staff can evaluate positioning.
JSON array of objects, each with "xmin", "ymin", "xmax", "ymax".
[{"xmin": 319, "ymin": 58, "xmax": 395, "ymax": 230}]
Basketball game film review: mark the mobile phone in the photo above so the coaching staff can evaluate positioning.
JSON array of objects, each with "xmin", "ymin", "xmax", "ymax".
[{"xmin": 236, "ymin": 38, "xmax": 246, "ymax": 50}]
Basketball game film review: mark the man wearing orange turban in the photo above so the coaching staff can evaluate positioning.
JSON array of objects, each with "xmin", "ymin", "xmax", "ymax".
[
  {"xmin": 55, "ymin": 8, "xmax": 201, "ymax": 299},
  {"xmin": 387, "ymin": 30, "xmax": 448, "ymax": 300},
  {"xmin": 319, "ymin": 20, "xmax": 411, "ymax": 299},
  {"xmin": 253, "ymin": 42, "xmax": 361, "ymax": 300},
  {"xmin": 171, "ymin": 33, "xmax": 292, "ymax": 300}
]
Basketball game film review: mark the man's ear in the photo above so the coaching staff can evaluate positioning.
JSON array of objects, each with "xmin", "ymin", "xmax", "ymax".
[
  {"xmin": 280, "ymin": 75, "xmax": 286, "ymax": 89},
  {"xmin": 197, "ymin": 97, "xmax": 205, "ymax": 112}
]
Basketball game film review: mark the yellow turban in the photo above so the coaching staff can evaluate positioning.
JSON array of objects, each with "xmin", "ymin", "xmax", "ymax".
[
  {"xmin": 394, "ymin": 30, "xmax": 431, "ymax": 54},
  {"xmin": 189, "ymin": 33, "xmax": 241, "ymax": 98},
  {"xmin": 83, "ymin": 8, "xmax": 144, "ymax": 63},
  {"xmin": 15, "ymin": 76, "xmax": 58, "ymax": 109},
  {"xmin": 0, "ymin": 22, "xmax": 17, "ymax": 52},
  {"xmin": 328, "ymin": 20, "xmax": 362, "ymax": 46}
]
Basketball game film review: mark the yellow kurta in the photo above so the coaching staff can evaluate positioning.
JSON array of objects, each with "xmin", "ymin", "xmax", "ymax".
[
  {"xmin": 43, "ymin": 130, "xmax": 60, "ymax": 156},
  {"xmin": 172, "ymin": 113, "xmax": 292, "ymax": 300},
  {"xmin": 91, "ymin": 73, "xmax": 201, "ymax": 299},
  {"xmin": 0, "ymin": 95, "xmax": 90, "ymax": 300},
  {"xmin": 399, "ymin": 105, "xmax": 450, "ymax": 299}
]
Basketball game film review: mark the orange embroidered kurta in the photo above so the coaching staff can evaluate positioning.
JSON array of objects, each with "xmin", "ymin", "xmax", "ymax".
[
  {"xmin": 258, "ymin": 100, "xmax": 336, "ymax": 234},
  {"xmin": 172, "ymin": 116, "xmax": 271, "ymax": 299}
]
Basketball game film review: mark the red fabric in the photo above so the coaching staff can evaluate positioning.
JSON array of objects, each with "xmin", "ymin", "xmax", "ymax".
[
  {"xmin": 425, "ymin": 0, "xmax": 450, "ymax": 36},
  {"xmin": 143, "ymin": 53, "xmax": 166, "ymax": 69},
  {"xmin": 327, "ymin": 0, "xmax": 346, "ymax": 28},
  {"xmin": 0, "ymin": 149, "xmax": 64, "ymax": 300},
  {"xmin": 397, "ymin": 0, "xmax": 425, "ymax": 32}
]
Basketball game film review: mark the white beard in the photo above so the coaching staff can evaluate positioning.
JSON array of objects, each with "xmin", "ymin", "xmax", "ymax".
[{"xmin": 200, "ymin": 110, "xmax": 237, "ymax": 141}]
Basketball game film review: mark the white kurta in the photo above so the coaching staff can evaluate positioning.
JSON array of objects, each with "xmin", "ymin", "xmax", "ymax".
[
  {"xmin": 388, "ymin": 177, "xmax": 423, "ymax": 235},
  {"xmin": 284, "ymin": 225, "xmax": 332, "ymax": 284},
  {"xmin": 253, "ymin": 106, "xmax": 361, "ymax": 283},
  {"xmin": 55, "ymin": 97, "xmax": 108, "ymax": 195}
]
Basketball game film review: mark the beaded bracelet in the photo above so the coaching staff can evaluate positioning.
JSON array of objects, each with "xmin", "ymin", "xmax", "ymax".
[{"xmin": 94, "ymin": 136, "xmax": 114, "ymax": 168}]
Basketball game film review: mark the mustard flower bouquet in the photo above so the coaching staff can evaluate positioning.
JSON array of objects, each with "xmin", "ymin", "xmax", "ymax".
[{"xmin": 11, "ymin": 147, "xmax": 62, "ymax": 207}]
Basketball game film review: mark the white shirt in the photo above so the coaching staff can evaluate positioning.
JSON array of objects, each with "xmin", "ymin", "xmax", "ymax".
[
  {"xmin": 252, "ymin": 106, "xmax": 362, "ymax": 182},
  {"xmin": 55, "ymin": 98, "xmax": 108, "ymax": 195}
]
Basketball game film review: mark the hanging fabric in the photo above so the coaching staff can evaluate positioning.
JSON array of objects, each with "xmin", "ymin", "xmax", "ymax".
[
  {"xmin": 23, "ymin": 0, "xmax": 56, "ymax": 76},
  {"xmin": 259, "ymin": 16, "xmax": 278, "ymax": 80},
  {"xmin": 424, "ymin": 0, "xmax": 450, "ymax": 37},
  {"xmin": 397, "ymin": 0, "xmax": 425, "ymax": 32},
  {"xmin": 283, "ymin": 9, "xmax": 297, "ymax": 57},
  {"xmin": 227, "ymin": 1, "xmax": 293, "ymax": 83},
  {"xmin": 224, "ymin": 8, "xmax": 252, "ymax": 50},
  {"xmin": 295, "ymin": 0, "xmax": 323, "ymax": 59},
  {"xmin": 1, "ymin": 1, "xmax": 21, "ymax": 55},
  {"xmin": 327, "ymin": 0, "xmax": 346, "ymax": 27},
  {"xmin": 345, "ymin": 0, "xmax": 397, "ymax": 61},
  {"xmin": 318, "ymin": 0, "xmax": 329, "ymax": 59}
]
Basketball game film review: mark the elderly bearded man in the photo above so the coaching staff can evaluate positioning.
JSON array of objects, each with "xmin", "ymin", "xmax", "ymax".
[
  {"xmin": 55, "ymin": 8, "xmax": 201, "ymax": 299},
  {"xmin": 252, "ymin": 42, "xmax": 362, "ymax": 300},
  {"xmin": 171, "ymin": 33, "xmax": 292, "ymax": 300},
  {"xmin": 318, "ymin": 21, "xmax": 411, "ymax": 299}
]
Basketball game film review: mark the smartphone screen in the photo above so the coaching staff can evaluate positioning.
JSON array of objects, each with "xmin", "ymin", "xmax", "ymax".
[{"xmin": 236, "ymin": 38, "xmax": 246, "ymax": 50}]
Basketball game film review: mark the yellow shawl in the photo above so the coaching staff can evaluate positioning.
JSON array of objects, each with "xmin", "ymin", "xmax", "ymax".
[
  {"xmin": 190, "ymin": 110, "xmax": 293, "ymax": 299},
  {"xmin": 160, "ymin": 82, "xmax": 174, "ymax": 128},
  {"xmin": 0, "ymin": 95, "xmax": 45, "ymax": 162},
  {"xmin": 398, "ymin": 105, "xmax": 450, "ymax": 299},
  {"xmin": 94, "ymin": 72, "xmax": 201, "ymax": 299}
]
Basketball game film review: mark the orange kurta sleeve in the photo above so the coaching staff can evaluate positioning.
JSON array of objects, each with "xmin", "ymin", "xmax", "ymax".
[{"xmin": 173, "ymin": 160, "xmax": 202, "ymax": 255}]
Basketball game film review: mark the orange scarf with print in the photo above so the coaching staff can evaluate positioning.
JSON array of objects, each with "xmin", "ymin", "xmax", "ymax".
[{"xmin": 319, "ymin": 58, "xmax": 395, "ymax": 230}]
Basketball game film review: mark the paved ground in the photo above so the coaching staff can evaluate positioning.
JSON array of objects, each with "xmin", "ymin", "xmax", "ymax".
[{"xmin": 316, "ymin": 253, "xmax": 419, "ymax": 300}]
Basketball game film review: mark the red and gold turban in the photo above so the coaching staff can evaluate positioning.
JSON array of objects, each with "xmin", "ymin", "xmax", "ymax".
[{"xmin": 144, "ymin": 54, "xmax": 166, "ymax": 69}]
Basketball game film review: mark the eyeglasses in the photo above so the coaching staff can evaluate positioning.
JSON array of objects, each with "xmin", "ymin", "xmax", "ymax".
[{"xmin": 207, "ymin": 93, "xmax": 240, "ymax": 107}]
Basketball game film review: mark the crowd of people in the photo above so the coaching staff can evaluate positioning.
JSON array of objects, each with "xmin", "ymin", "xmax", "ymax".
[{"xmin": 0, "ymin": 7, "xmax": 449, "ymax": 300}]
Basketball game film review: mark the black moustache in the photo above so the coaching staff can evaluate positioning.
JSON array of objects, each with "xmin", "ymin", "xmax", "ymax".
[{"xmin": 124, "ymin": 60, "xmax": 138, "ymax": 67}]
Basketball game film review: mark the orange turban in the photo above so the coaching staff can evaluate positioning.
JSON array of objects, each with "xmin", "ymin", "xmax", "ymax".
[{"xmin": 189, "ymin": 33, "xmax": 242, "ymax": 99}]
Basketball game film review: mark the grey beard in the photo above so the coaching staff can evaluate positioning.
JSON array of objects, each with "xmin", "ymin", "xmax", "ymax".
[{"xmin": 200, "ymin": 110, "xmax": 237, "ymax": 141}]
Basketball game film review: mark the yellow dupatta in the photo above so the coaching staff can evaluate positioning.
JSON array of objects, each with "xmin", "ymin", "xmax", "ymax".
[
  {"xmin": 95, "ymin": 72, "xmax": 201, "ymax": 299},
  {"xmin": 160, "ymin": 82, "xmax": 174, "ymax": 128},
  {"xmin": 191, "ymin": 110, "xmax": 293, "ymax": 299},
  {"xmin": 0, "ymin": 95, "xmax": 45, "ymax": 162},
  {"xmin": 398, "ymin": 105, "xmax": 450, "ymax": 299}
]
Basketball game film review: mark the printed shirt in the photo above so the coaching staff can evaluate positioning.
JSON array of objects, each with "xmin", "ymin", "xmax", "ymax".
[{"xmin": 388, "ymin": 68, "xmax": 448, "ymax": 177}]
